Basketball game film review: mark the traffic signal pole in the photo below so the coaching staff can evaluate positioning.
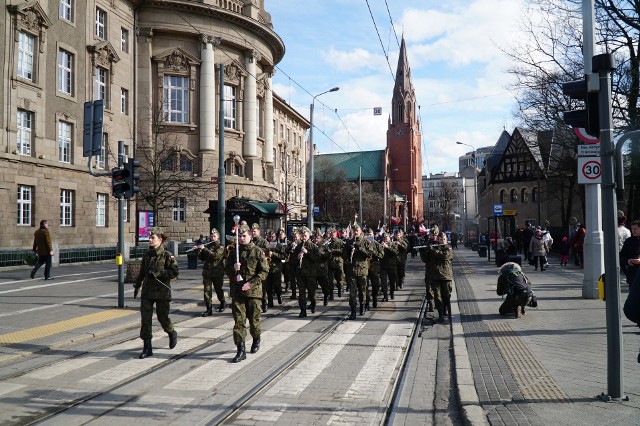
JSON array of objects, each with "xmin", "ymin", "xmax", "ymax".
[{"xmin": 117, "ymin": 140, "xmax": 125, "ymax": 308}]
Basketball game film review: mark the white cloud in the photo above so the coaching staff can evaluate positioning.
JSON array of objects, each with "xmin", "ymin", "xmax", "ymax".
[{"xmin": 322, "ymin": 47, "xmax": 389, "ymax": 73}]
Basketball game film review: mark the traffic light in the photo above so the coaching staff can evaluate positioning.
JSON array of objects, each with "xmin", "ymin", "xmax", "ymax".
[
  {"xmin": 111, "ymin": 167, "xmax": 130, "ymax": 198},
  {"xmin": 124, "ymin": 158, "xmax": 140, "ymax": 199},
  {"xmin": 562, "ymin": 78, "xmax": 600, "ymax": 137}
]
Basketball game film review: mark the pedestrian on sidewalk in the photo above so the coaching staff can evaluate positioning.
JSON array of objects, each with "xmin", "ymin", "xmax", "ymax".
[
  {"xmin": 30, "ymin": 219, "xmax": 54, "ymax": 280},
  {"xmin": 497, "ymin": 262, "xmax": 532, "ymax": 318},
  {"xmin": 522, "ymin": 222, "xmax": 534, "ymax": 261},
  {"xmin": 620, "ymin": 220, "xmax": 640, "ymax": 287},
  {"xmin": 559, "ymin": 237, "xmax": 571, "ymax": 266},
  {"xmin": 571, "ymin": 224, "xmax": 586, "ymax": 268},
  {"xmin": 134, "ymin": 228, "xmax": 179, "ymax": 359},
  {"xmin": 529, "ymin": 228, "xmax": 549, "ymax": 271}
]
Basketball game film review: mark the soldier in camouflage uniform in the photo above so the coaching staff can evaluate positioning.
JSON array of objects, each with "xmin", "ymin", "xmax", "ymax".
[
  {"xmin": 395, "ymin": 229, "xmax": 409, "ymax": 289},
  {"xmin": 265, "ymin": 229, "xmax": 287, "ymax": 307},
  {"xmin": 419, "ymin": 228, "xmax": 439, "ymax": 312},
  {"xmin": 314, "ymin": 232, "xmax": 333, "ymax": 306},
  {"xmin": 430, "ymin": 233, "xmax": 453, "ymax": 321},
  {"xmin": 287, "ymin": 229, "xmax": 301, "ymax": 299},
  {"xmin": 250, "ymin": 223, "xmax": 270, "ymax": 313},
  {"xmin": 277, "ymin": 228, "xmax": 290, "ymax": 293},
  {"xmin": 134, "ymin": 229, "xmax": 179, "ymax": 359},
  {"xmin": 343, "ymin": 223, "xmax": 372, "ymax": 319},
  {"xmin": 366, "ymin": 229, "xmax": 384, "ymax": 309},
  {"xmin": 326, "ymin": 226, "xmax": 345, "ymax": 298},
  {"xmin": 193, "ymin": 228, "xmax": 226, "ymax": 316},
  {"xmin": 380, "ymin": 232, "xmax": 399, "ymax": 301},
  {"xmin": 293, "ymin": 226, "xmax": 320, "ymax": 317},
  {"xmin": 225, "ymin": 224, "xmax": 269, "ymax": 363}
]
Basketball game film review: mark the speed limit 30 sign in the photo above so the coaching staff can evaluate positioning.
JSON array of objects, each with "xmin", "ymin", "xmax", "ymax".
[{"xmin": 577, "ymin": 157, "xmax": 602, "ymax": 184}]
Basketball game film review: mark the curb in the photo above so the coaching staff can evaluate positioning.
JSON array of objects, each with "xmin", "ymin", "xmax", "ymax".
[{"xmin": 450, "ymin": 278, "xmax": 489, "ymax": 426}]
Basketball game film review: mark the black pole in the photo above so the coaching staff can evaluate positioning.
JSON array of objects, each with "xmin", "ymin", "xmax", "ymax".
[{"xmin": 117, "ymin": 140, "xmax": 125, "ymax": 308}]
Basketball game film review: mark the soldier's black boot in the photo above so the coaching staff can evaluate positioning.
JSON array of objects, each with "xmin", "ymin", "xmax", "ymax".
[
  {"xmin": 438, "ymin": 309, "xmax": 444, "ymax": 322},
  {"xmin": 390, "ymin": 288, "xmax": 395, "ymax": 300},
  {"xmin": 298, "ymin": 300, "xmax": 307, "ymax": 318},
  {"xmin": 337, "ymin": 287, "xmax": 342, "ymax": 298},
  {"xmin": 383, "ymin": 292, "xmax": 388, "ymax": 302},
  {"xmin": 311, "ymin": 301, "xmax": 316, "ymax": 313},
  {"xmin": 359, "ymin": 304, "xmax": 364, "ymax": 316},
  {"xmin": 372, "ymin": 298, "xmax": 378, "ymax": 308},
  {"xmin": 349, "ymin": 304, "xmax": 357, "ymax": 320},
  {"xmin": 139, "ymin": 339, "xmax": 153, "ymax": 359},
  {"xmin": 201, "ymin": 302, "xmax": 212, "ymax": 317},
  {"xmin": 250, "ymin": 338, "xmax": 261, "ymax": 354},
  {"xmin": 168, "ymin": 330, "xmax": 178, "ymax": 349},
  {"xmin": 218, "ymin": 300, "xmax": 226, "ymax": 312},
  {"xmin": 323, "ymin": 294, "xmax": 328, "ymax": 306},
  {"xmin": 261, "ymin": 299, "xmax": 268, "ymax": 313},
  {"xmin": 427, "ymin": 301, "xmax": 434, "ymax": 312},
  {"xmin": 277, "ymin": 294, "xmax": 283, "ymax": 305},
  {"xmin": 329, "ymin": 290, "xmax": 334, "ymax": 301},
  {"xmin": 267, "ymin": 294, "xmax": 275, "ymax": 308},
  {"xmin": 290, "ymin": 288, "xmax": 297, "ymax": 300},
  {"xmin": 232, "ymin": 343, "xmax": 246, "ymax": 363}
]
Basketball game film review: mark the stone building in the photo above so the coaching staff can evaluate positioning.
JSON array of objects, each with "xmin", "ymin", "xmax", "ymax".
[{"xmin": 0, "ymin": 0, "xmax": 307, "ymax": 249}]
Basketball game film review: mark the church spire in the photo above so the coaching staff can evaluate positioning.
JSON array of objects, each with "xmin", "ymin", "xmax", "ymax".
[{"xmin": 391, "ymin": 36, "xmax": 415, "ymax": 125}]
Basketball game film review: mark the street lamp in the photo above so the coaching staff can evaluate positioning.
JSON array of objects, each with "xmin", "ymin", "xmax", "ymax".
[
  {"xmin": 308, "ymin": 86, "xmax": 339, "ymax": 231},
  {"xmin": 456, "ymin": 141, "xmax": 478, "ymax": 243}
]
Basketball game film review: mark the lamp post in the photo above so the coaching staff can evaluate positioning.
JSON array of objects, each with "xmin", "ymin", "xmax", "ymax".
[
  {"xmin": 457, "ymin": 141, "xmax": 478, "ymax": 242},
  {"xmin": 308, "ymin": 86, "xmax": 339, "ymax": 231}
]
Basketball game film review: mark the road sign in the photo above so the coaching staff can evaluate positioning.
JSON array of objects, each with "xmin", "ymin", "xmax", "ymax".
[
  {"xmin": 211, "ymin": 176, "xmax": 218, "ymax": 184},
  {"xmin": 577, "ymin": 157, "xmax": 602, "ymax": 184},
  {"xmin": 503, "ymin": 209, "xmax": 516, "ymax": 216},
  {"xmin": 313, "ymin": 206, "xmax": 320, "ymax": 215},
  {"xmin": 574, "ymin": 127, "xmax": 600, "ymax": 144},
  {"xmin": 373, "ymin": 107, "xmax": 382, "ymax": 115},
  {"xmin": 493, "ymin": 204, "xmax": 504, "ymax": 216},
  {"xmin": 578, "ymin": 144, "xmax": 600, "ymax": 157}
]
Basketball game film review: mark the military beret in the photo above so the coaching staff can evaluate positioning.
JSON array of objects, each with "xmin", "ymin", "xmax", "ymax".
[
  {"xmin": 238, "ymin": 224, "xmax": 251, "ymax": 234},
  {"xmin": 149, "ymin": 227, "xmax": 163, "ymax": 236},
  {"xmin": 210, "ymin": 228, "xmax": 219, "ymax": 236},
  {"xmin": 251, "ymin": 223, "xmax": 260, "ymax": 230},
  {"xmin": 266, "ymin": 229, "xmax": 275, "ymax": 236},
  {"xmin": 299, "ymin": 226, "xmax": 311, "ymax": 234}
]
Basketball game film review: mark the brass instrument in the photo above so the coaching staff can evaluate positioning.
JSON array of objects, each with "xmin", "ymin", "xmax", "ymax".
[
  {"xmin": 350, "ymin": 239, "xmax": 356, "ymax": 264},
  {"xmin": 186, "ymin": 240, "xmax": 216, "ymax": 253}
]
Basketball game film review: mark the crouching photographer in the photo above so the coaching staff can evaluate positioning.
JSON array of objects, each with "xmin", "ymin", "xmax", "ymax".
[{"xmin": 497, "ymin": 262, "xmax": 533, "ymax": 318}]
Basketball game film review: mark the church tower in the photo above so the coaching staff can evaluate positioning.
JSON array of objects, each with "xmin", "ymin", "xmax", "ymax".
[{"xmin": 387, "ymin": 37, "xmax": 423, "ymax": 228}]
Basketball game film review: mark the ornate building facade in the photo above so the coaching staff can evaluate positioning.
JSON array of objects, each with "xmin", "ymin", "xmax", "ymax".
[{"xmin": 0, "ymin": 0, "xmax": 307, "ymax": 249}]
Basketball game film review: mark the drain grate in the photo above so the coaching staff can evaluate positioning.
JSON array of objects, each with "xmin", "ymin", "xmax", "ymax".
[{"xmin": 487, "ymin": 322, "xmax": 570, "ymax": 402}]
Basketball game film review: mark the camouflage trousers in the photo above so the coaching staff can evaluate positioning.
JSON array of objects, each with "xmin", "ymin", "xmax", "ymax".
[
  {"xmin": 265, "ymin": 271, "xmax": 283, "ymax": 302},
  {"xmin": 346, "ymin": 274, "xmax": 368, "ymax": 308},
  {"xmin": 432, "ymin": 280, "xmax": 452, "ymax": 312},
  {"xmin": 424, "ymin": 273, "xmax": 434, "ymax": 302},
  {"xmin": 140, "ymin": 298, "xmax": 174, "ymax": 340},
  {"xmin": 380, "ymin": 267, "xmax": 397, "ymax": 298},
  {"xmin": 397, "ymin": 261, "xmax": 406, "ymax": 286},
  {"xmin": 231, "ymin": 297, "xmax": 261, "ymax": 344},
  {"xmin": 317, "ymin": 273, "xmax": 331, "ymax": 297},
  {"xmin": 367, "ymin": 269, "xmax": 380, "ymax": 304},
  {"xmin": 297, "ymin": 275, "xmax": 317, "ymax": 307},
  {"xmin": 203, "ymin": 276, "xmax": 225, "ymax": 305},
  {"xmin": 328, "ymin": 266, "xmax": 344, "ymax": 293}
]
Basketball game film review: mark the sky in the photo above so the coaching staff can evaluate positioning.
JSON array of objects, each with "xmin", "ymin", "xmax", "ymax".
[{"xmin": 267, "ymin": 0, "xmax": 527, "ymax": 176}]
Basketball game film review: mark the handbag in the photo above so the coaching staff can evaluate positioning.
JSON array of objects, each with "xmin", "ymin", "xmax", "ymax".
[{"xmin": 527, "ymin": 291, "xmax": 538, "ymax": 308}]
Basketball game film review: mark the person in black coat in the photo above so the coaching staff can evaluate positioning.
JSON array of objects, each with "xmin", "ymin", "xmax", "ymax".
[
  {"xmin": 522, "ymin": 223, "xmax": 534, "ymax": 261},
  {"xmin": 620, "ymin": 220, "xmax": 640, "ymax": 286}
]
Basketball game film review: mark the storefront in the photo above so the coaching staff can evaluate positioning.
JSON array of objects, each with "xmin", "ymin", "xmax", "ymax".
[{"xmin": 204, "ymin": 197, "xmax": 286, "ymax": 239}]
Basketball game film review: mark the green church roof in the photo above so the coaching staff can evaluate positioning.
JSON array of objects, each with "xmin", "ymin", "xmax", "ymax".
[{"xmin": 314, "ymin": 150, "xmax": 385, "ymax": 182}]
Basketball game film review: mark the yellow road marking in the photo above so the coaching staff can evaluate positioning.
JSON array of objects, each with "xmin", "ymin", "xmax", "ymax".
[{"xmin": 0, "ymin": 309, "xmax": 137, "ymax": 345}]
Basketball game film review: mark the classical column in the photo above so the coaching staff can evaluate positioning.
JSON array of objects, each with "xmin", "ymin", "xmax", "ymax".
[
  {"xmin": 199, "ymin": 35, "xmax": 221, "ymax": 151},
  {"xmin": 264, "ymin": 68, "xmax": 274, "ymax": 163},
  {"xmin": 136, "ymin": 27, "xmax": 153, "ymax": 145},
  {"xmin": 243, "ymin": 50, "xmax": 261, "ymax": 159}
]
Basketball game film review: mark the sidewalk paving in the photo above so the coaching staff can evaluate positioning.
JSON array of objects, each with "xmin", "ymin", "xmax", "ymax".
[{"xmin": 453, "ymin": 248, "xmax": 640, "ymax": 425}]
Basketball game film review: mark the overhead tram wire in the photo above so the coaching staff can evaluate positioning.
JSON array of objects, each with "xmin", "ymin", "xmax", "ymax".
[
  {"xmin": 384, "ymin": 0, "xmax": 401, "ymax": 49},
  {"xmin": 364, "ymin": 0, "xmax": 396, "ymax": 81}
]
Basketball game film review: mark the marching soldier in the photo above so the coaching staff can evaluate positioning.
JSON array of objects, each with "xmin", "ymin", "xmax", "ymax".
[
  {"xmin": 265, "ymin": 229, "xmax": 286, "ymax": 307},
  {"xmin": 314, "ymin": 232, "xmax": 333, "ymax": 306},
  {"xmin": 224, "ymin": 224, "xmax": 269, "ymax": 363},
  {"xmin": 327, "ymin": 226, "xmax": 345, "ymax": 298},
  {"xmin": 430, "ymin": 232, "xmax": 453, "ymax": 321},
  {"xmin": 366, "ymin": 229, "xmax": 384, "ymax": 309},
  {"xmin": 134, "ymin": 228, "xmax": 179, "ymax": 359},
  {"xmin": 250, "ymin": 223, "xmax": 270, "ymax": 313},
  {"xmin": 343, "ymin": 223, "xmax": 372, "ymax": 319},
  {"xmin": 193, "ymin": 228, "xmax": 226, "ymax": 316},
  {"xmin": 380, "ymin": 232, "xmax": 399, "ymax": 301},
  {"xmin": 395, "ymin": 229, "xmax": 409, "ymax": 289},
  {"xmin": 287, "ymin": 229, "xmax": 301, "ymax": 299},
  {"xmin": 293, "ymin": 226, "xmax": 320, "ymax": 317},
  {"xmin": 419, "ymin": 227, "xmax": 439, "ymax": 312},
  {"xmin": 277, "ymin": 228, "xmax": 291, "ymax": 293}
]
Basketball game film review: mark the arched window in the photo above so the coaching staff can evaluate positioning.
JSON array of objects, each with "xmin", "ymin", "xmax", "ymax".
[
  {"xmin": 225, "ymin": 158, "xmax": 243, "ymax": 176},
  {"xmin": 510, "ymin": 189, "xmax": 518, "ymax": 203},
  {"xmin": 161, "ymin": 156, "xmax": 175, "ymax": 171},
  {"xmin": 499, "ymin": 189, "xmax": 506, "ymax": 204},
  {"xmin": 521, "ymin": 188, "xmax": 528, "ymax": 203},
  {"xmin": 179, "ymin": 155, "xmax": 193, "ymax": 172},
  {"xmin": 532, "ymin": 187, "xmax": 538, "ymax": 202},
  {"xmin": 397, "ymin": 103, "xmax": 404, "ymax": 123}
]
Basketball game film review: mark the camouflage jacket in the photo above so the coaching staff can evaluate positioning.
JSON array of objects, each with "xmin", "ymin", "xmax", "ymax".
[
  {"xmin": 419, "ymin": 244, "xmax": 437, "ymax": 276},
  {"xmin": 197, "ymin": 241, "xmax": 225, "ymax": 278},
  {"xmin": 327, "ymin": 237, "xmax": 345, "ymax": 269},
  {"xmin": 343, "ymin": 235, "xmax": 372, "ymax": 277},
  {"xmin": 316, "ymin": 241, "xmax": 332, "ymax": 276},
  {"xmin": 253, "ymin": 236, "xmax": 269, "ymax": 253},
  {"xmin": 396, "ymin": 237, "xmax": 409, "ymax": 261},
  {"xmin": 267, "ymin": 241, "xmax": 287, "ymax": 274},
  {"xmin": 431, "ymin": 245, "xmax": 453, "ymax": 280},
  {"xmin": 224, "ymin": 242, "xmax": 269, "ymax": 299},
  {"xmin": 380, "ymin": 241, "xmax": 400, "ymax": 269},
  {"xmin": 293, "ymin": 239, "xmax": 320, "ymax": 277},
  {"xmin": 367, "ymin": 240, "xmax": 384, "ymax": 273},
  {"xmin": 135, "ymin": 245, "xmax": 179, "ymax": 301}
]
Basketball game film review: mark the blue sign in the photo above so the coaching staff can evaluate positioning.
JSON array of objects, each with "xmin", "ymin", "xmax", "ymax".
[
  {"xmin": 493, "ymin": 204, "xmax": 504, "ymax": 216},
  {"xmin": 313, "ymin": 206, "xmax": 320, "ymax": 215}
]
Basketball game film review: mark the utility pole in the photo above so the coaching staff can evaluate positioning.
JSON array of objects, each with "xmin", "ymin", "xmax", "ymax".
[
  {"xmin": 117, "ymin": 140, "xmax": 125, "ymax": 308},
  {"xmin": 217, "ymin": 64, "xmax": 226, "ymax": 235}
]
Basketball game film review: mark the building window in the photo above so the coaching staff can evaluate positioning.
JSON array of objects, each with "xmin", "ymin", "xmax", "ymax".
[
  {"xmin": 510, "ymin": 189, "xmax": 518, "ymax": 203},
  {"xmin": 60, "ymin": 189, "xmax": 74, "ymax": 226},
  {"xmin": 273, "ymin": 119, "xmax": 277, "ymax": 136},
  {"xmin": 163, "ymin": 76, "xmax": 189, "ymax": 123},
  {"xmin": 58, "ymin": 121, "xmax": 72, "ymax": 163},
  {"xmin": 121, "ymin": 88, "xmax": 129, "ymax": 114},
  {"xmin": 96, "ymin": 193, "xmax": 106, "ymax": 227},
  {"xmin": 17, "ymin": 185, "xmax": 32, "ymax": 226},
  {"xmin": 57, "ymin": 49, "xmax": 73, "ymax": 95},
  {"xmin": 161, "ymin": 155, "xmax": 176, "ymax": 171},
  {"xmin": 532, "ymin": 187, "xmax": 539, "ymax": 203},
  {"xmin": 17, "ymin": 32, "xmax": 35, "ymax": 81},
  {"xmin": 94, "ymin": 67, "xmax": 107, "ymax": 102},
  {"xmin": 60, "ymin": 0, "xmax": 73, "ymax": 21},
  {"xmin": 499, "ymin": 189, "xmax": 505, "ymax": 204},
  {"xmin": 121, "ymin": 28, "xmax": 129, "ymax": 52},
  {"xmin": 96, "ymin": 133, "xmax": 107, "ymax": 169},
  {"xmin": 180, "ymin": 155, "xmax": 193, "ymax": 172},
  {"xmin": 273, "ymin": 148, "xmax": 277, "ymax": 168},
  {"xmin": 223, "ymin": 84, "xmax": 236, "ymax": 129},
  {"xmin": 521, "ymin": 188, "xmax": 528, "ymax": 203},
  {"xmin": 286, "ymin": 128, "xmax": 290, "ymax": 142},
  {"xmin": 279, "ymin": 123, "xmax": 284, "ymax": 139},
  {"xmin": 95, "ymin": 8, "xmax": 106, "ymax": 39},
  {"xmin": 17, "ymin": 110, "xmax": 32, "ymax": 156},
  {"xmin": 173, "ymin": 198, "xmax": 186, "ymax": 222}
]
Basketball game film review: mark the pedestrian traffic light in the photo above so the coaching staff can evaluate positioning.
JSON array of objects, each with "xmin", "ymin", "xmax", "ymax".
[
  {"xmin": 111, "ymin": 167, "xmax": 130, "ymax": 198},
  {"xmin": 124, "ymin": 158, "xmax": 140, "ymax": 199},
  {"xmin": 562, "ymin": 78, "xmax": 600, "ymax": 137}
]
